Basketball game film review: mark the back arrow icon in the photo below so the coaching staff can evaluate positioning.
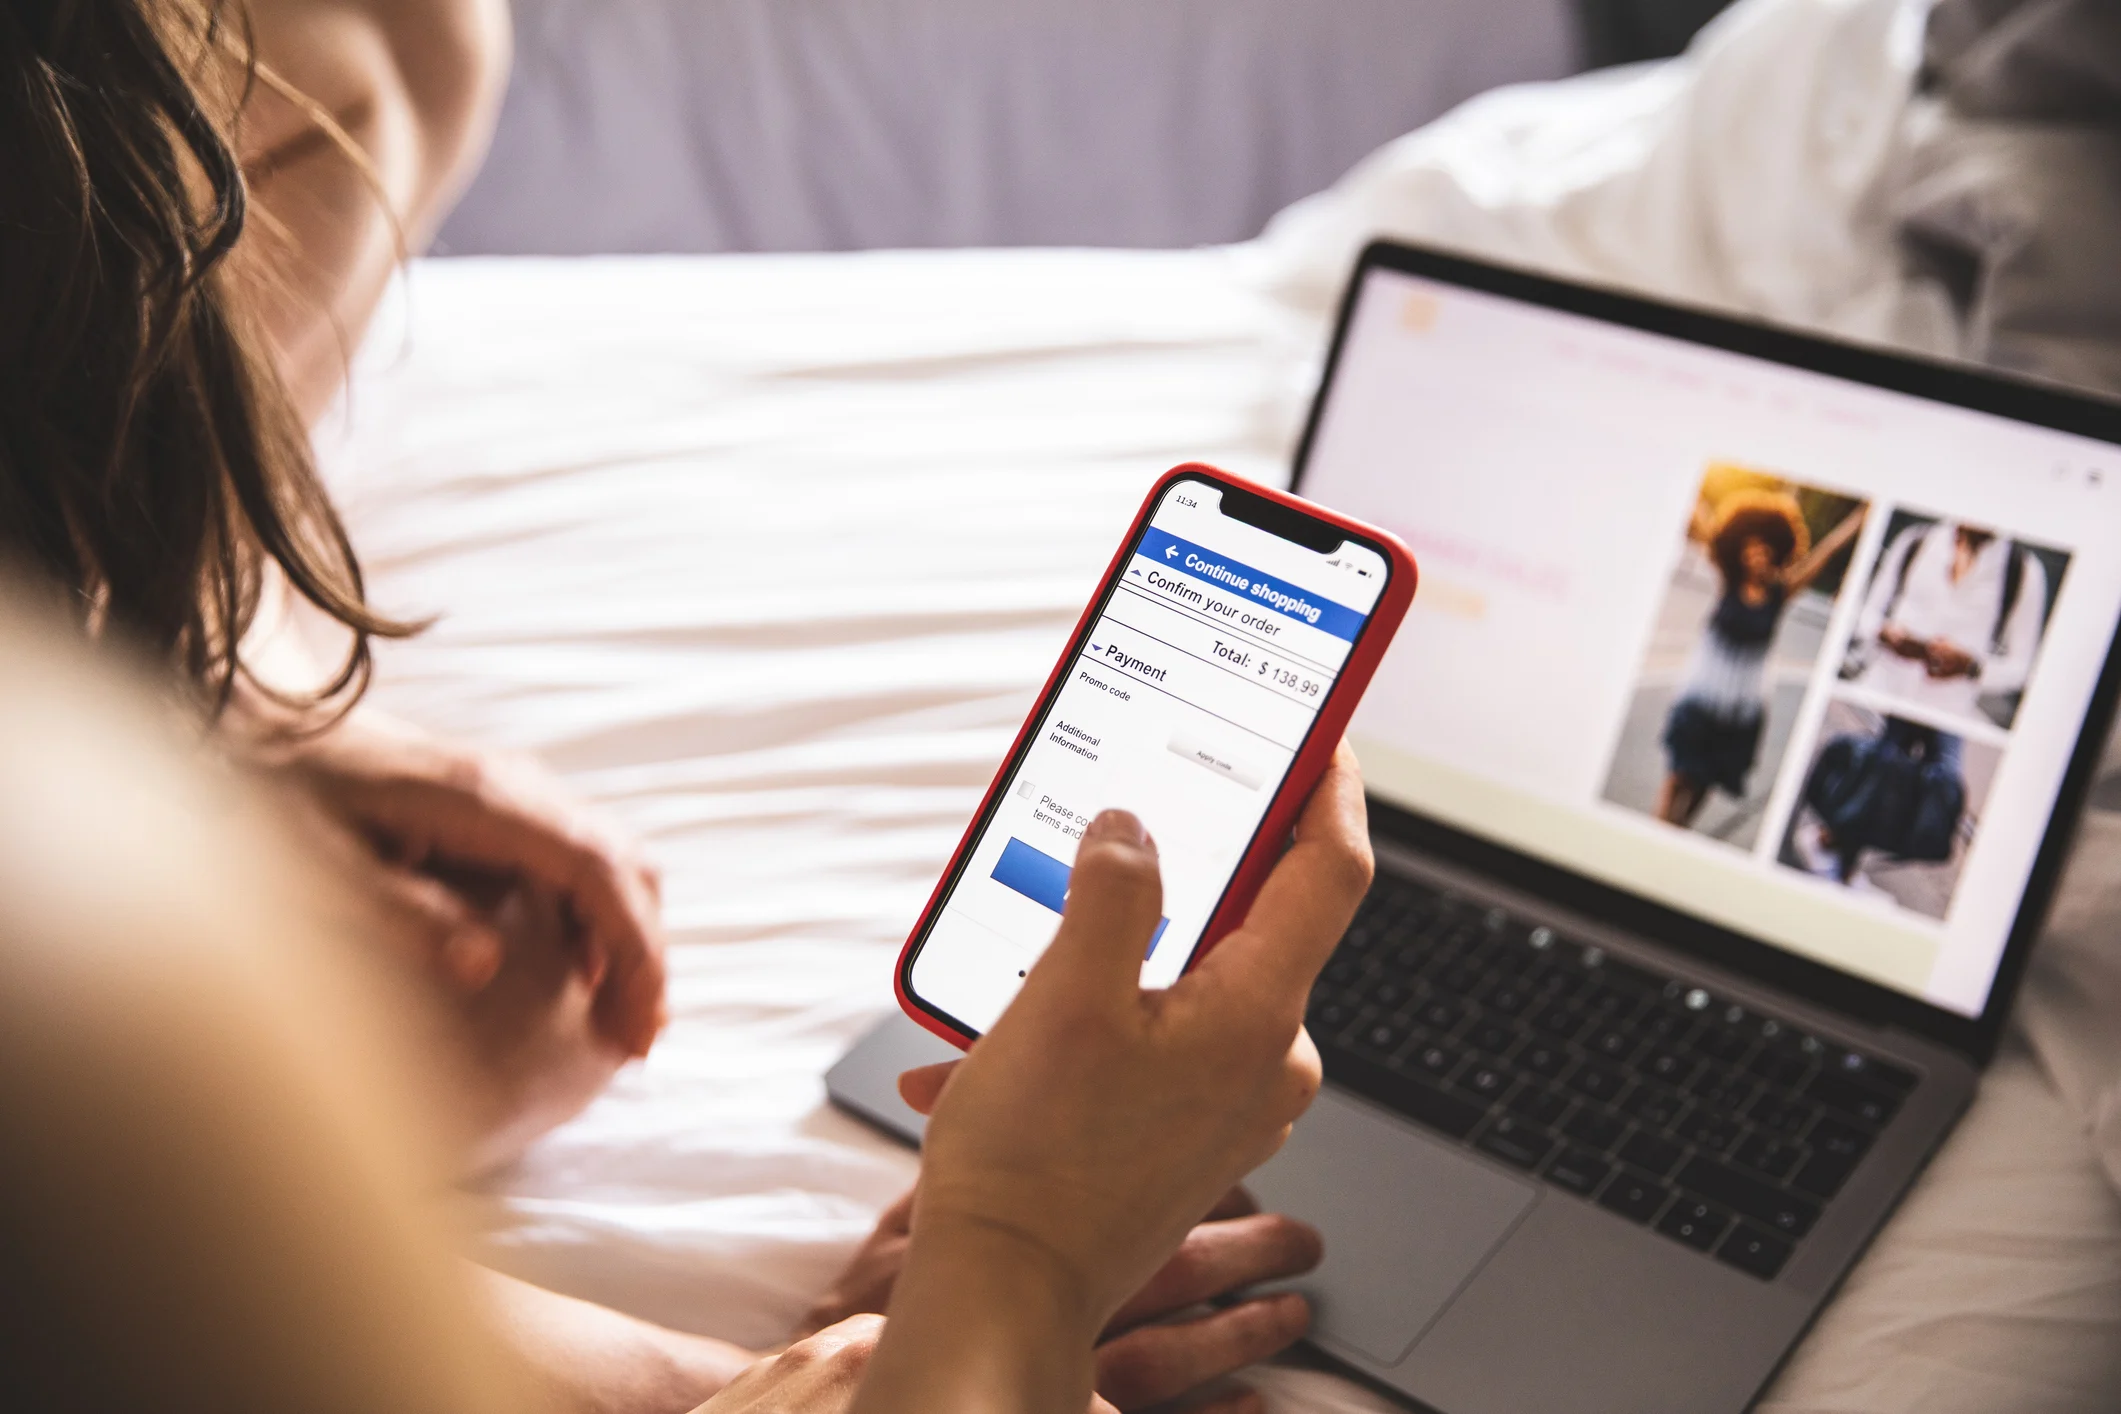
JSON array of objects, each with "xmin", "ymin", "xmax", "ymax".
[{"xmin": 1165, "ymin": 545, "xmax": 1180, "ymax": 560}]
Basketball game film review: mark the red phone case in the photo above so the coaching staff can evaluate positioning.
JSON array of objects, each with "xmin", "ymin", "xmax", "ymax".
[{"xmin": 894, "ymin": 463, "xmax": 1418, "ymax": 1049}]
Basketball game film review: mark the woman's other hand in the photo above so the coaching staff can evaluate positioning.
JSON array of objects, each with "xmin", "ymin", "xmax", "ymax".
[
  {"xmin": 692, "ymin": 1317, "xmax": 886, "ymax": 1414},
  {"xmin": 700, "ymin": 1316, "xmax": 1126, "ymax": 1414},
  {"xmin": 853, "ymin": 742, "xmax": 1372, "ymax": 1414},
  {"xmin": 1090, "ymin": 1187, "xmax": 1316, "ymax": 1413},
  {"xmin": 799, "ymin": 1187, "xmax": 1319, "ymax": 1412},
  {"xmin": 261, "ymin": 710, "xmax": 668, "ymax": 1058}
]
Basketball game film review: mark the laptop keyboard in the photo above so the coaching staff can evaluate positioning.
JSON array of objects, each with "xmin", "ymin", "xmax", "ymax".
[{"xmin": 1308, "ymin": 872, "xmax": 1920, "ymax": 1282}]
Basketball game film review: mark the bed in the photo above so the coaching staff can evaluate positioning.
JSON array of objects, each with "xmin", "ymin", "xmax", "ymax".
[
  {"xmin": 324, "ymin": 243, "xmax": 2121, "ymax": 1413},
  {"xmin": 324, "ymin": 0, "xmax": 2121, "ymax": 1406}
]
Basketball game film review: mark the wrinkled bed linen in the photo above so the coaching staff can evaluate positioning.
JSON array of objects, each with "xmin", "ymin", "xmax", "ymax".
[
  {"xmin": 323, "ymin": 249, "xmax": 1296, "ymax": 1350},
  {"xmin": 1252, "ymin": 0, "xmax": 2121, "ymax": 400},
  {"xmin": 1251, "ymin": 0, "xmax": 1959, "ymax": 354},
  {"xmin": 325, "ymin": 249, "xmax": 2121, "ymax": 1411}
]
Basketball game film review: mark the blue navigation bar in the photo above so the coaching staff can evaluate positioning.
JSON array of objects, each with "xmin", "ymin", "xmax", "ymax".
[
  {"xmin": 1134, "ymin": 527, "xmax": 1368, "ymax": 642},
  {"xmin": 992, "ymin": 837, "xmax": 1169, "ymax": 959}
]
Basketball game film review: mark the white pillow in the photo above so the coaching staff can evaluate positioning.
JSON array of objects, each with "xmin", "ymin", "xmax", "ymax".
[{"xmin": 1248, "ymin": 0, "xmax": 1957, "ymax": 353}]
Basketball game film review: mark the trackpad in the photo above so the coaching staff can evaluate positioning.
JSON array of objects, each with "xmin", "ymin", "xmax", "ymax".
[{"xmin": 1247, "ymin": 1089, "xmax": 1538, "ymax": 1366}]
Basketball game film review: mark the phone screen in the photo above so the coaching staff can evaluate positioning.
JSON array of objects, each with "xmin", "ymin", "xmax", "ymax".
[{"xmin": 906, "ymin": 474, "xmax": 1393, "ymax": 1036}]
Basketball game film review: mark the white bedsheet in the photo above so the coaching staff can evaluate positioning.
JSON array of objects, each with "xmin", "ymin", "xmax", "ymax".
[
  {"xmin": 325, "ymin": 249, "xmax": 2121, "ymax": 1412},
  {"xmin": 324, "ymin": 246, "xmax": 1303, "ymax": 1346}
]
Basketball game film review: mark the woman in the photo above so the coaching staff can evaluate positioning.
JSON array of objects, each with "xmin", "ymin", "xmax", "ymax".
[
  {"xmin": 1848, "ymin": 518, "xmax": 2048, "ymax": 728},
  {"xmin": 0, "ymin": 604, "xmax": 1373, "ymax": 1414},
  {"xmin": 1656, "ymin": 490, "xmax": 1865, "ymax": 829},
  {"xmin": 0, "ymin": 2, "xmax": 1333, "ymax": 1408}
]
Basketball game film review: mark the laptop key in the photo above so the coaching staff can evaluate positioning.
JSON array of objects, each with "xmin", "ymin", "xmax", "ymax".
[
  {"xmin": 1733, "ymin": 1132, "xmax": 1805, "ymax": 1183},
  {"xmin": 1747, "ymin": 1048, "xmax": 1811, "ymax": 1087},
  {"xmin": 1789, "ymin": 1149, "xmax": 1859, "ymax": 1199},
  {"xmin": 1638, "ymin": 1008, "xmax": 1690, "ymax": 1044},
  {"xmin": 1808, "ymin": 1114, "xmax": 1875, "ymax": 1164},
  {"xmin": 1568, "ymin": 1060, "xmax": 1629, "ymax": 1104},
  {"xmin": 1694, "ymin": 1026, "xmax": 1753, "ymax": 1064},
  {"xmin": 1351, "ymin": 1020, "xmax": 1409, "ymax": 1058},
  {"xmin": 1564, "ymin": 1105, "xmax": 1628, "ymax": 1151},
  {"xmin": 1506, "ymin": 1084, "xmax": 1571, "ymax": 1128},
  {"xmin": 1484, "ymin": 983, "xmax": 1533, "ymax": 1016},
  {"xmin": 1529, "ymin": 999, "xmax": 1588, "ymax": 1039},
  {"xmin": 1544, "ymin": 1147, "xmax": 1612, "ymax": 1197},
  {"xmin": 1676, "ymin": 1155, "xmax": 1820, "ymax": 1236},
  {"xmin": 1519, "ymin": 1040, "xmax": 1571, "ymax": 1079},
  {"xmin": 1807, "ymin": 1071, "xmax": 1900, "ymax": 1128},
  {"xmin": 1643, "ymin": 1048, "xmax": 1699, "ymax": 1087},
  {"xmin": 1466, "ymin": 1018, "xmax": 1518, "ymax": 1055},
  {"xmin": 1618, "ymin": 1130, "xmax": 1683, "ymax": 1177},
  {"xmin": 1625, "ymin": 1084, "xmax": 1688, "ymax": 1130},
  {"xmin": 1323, "ymin": 1049, "xmax": 1486, "ymax": 1140},
  {"xmin": 1418, "ymin": 998, "xmax": 1469, "ymax": 1034},
  {"xmin": 1687, "ymin": 1067, "xmax": 1759, "ymax": 1114},
  {"xmin": 1830, "ymin": 1048, "xmax": 1919, "ymax": 1095},
  {"xmin": 1747, "ymin": 1092, "xmax": 1818, "ymax": 1136},
  {"xmin": 1308, "ymin": 998, "xmax": 1357, "ymax": 1034},
  {"xmin": 1675, "ymin": 1110, "xmax": 1743, "ymax": 1154},
  {"xmin": 1475, "ymin": 1115, "xmax": 1557, "ymax": 1171},
  {"xmin": 1587, "ymin": 953, "xmax": 1665, "ymax": 996},
  {"xmin": 1717, "ymin": 1225, "xmax": 1794, "ymax": 1281},
  {"xmin": 1461, "ymin": 1062, "xmax": 1513, "ymax": 1101},
  {"xmin": 1440, "ymin": 963, "xmax": 1488, "ymax": 996},
  {"xmin": 1597, "ymin": 1168, "xmax": 1672, "ymax": 1225},
  {"xmin": 1409, "ymin": 1041, "xmax": 1463, "ymax": 1081},
  {"xmin": 1657, "ymin": 1196, "xmax": 1732, "ymax": 1252}
]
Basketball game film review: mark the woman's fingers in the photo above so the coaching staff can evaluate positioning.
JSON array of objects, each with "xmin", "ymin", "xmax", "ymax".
[
  {"xmin": 574, "ymin": 853, "xmax": 668, "ymax": 1057},
  {"xmin": 1094, "ymin": 1292, "xmax": 1310, "ymax": 1410},
  {"xmin": 345, "ymin": 762, "xmax": 669, "ymax": 1058},
  {"xmin": 1206, "ymin": 1186, "xmax": 1259, "ymax": 1221},
  {"xmin": 1105, "ymin": 1213, "xmax": 1322, "ymax": 1331},
  {"xmin": 897, "ymin": 1061, "xmax": 959, "ymax": 1115},
  {"xmin": 374, "ymin": 866, "xmax": 506, "ymax": 990}
]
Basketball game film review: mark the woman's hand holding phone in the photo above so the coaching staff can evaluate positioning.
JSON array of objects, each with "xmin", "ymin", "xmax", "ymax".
[{"xmin": 850, "ymin": 744, "xmax": 1373, "ymax": 1414}]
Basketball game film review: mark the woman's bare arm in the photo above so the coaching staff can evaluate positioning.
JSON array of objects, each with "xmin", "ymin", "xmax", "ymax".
[
  {"xmin": 1781, "ymin": 505, "xmax": 1867, "ymax": 596},
  {"xmin": 234, "ymin": 0, "xmax": 509, "ymax": 420},
  {"xmin": 479, "ymin": 1269, "xmax": 760, "ymax": 1412}
]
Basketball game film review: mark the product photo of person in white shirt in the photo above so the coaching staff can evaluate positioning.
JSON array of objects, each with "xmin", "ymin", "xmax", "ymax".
[{"xmin": 1843, "ymin": 516, "xmax": 2061, "ymax": 729}]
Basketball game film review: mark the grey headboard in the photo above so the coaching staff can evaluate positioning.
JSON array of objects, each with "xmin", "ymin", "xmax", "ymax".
[{"xmin": 438, "ymin": 0, "xmax": 1583, "ymax": 255}]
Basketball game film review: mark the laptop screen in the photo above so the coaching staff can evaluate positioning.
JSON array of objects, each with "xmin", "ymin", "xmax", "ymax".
[{"xmin": 1297, "ymin": 260, "xmax": 2121, "ymax": 1021}]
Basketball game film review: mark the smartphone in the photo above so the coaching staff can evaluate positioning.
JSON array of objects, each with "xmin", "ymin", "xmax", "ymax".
[{"xmin": 896, "ymin": 464, "xmax": 1417, "ymax": 1047}]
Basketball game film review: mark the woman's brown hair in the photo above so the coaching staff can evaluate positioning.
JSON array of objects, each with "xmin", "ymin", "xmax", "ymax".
[{"xmin": 0, "ymin": 0, "xmax": 415, "ymax": 720}]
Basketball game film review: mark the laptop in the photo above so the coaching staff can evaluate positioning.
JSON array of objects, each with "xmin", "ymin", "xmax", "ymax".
[{"xmin": 828, "ymin": 240, "xmax": 2121, "ymax": 1412}]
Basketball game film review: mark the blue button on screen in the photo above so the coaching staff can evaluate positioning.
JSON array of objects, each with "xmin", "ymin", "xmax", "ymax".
[{"xmin": 991, "ymin": 836, "xmax": 1170, "ymax": 959}]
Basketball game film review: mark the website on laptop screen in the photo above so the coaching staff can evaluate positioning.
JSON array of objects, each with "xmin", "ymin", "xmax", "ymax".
[{"xmin": 1301, "ymin": 266, "xmax": 2121, "ymax": 1019}]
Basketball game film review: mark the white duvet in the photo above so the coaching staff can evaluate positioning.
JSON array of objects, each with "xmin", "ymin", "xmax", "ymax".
[{"xmin": 322, "ymin": 3, "xmax": 2121, "ymax": 1406}]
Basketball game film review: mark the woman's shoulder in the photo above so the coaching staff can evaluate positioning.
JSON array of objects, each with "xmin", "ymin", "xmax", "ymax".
[{"xmin": 237, "ymin": 0, "xmax": 507, "ymax": 187}]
